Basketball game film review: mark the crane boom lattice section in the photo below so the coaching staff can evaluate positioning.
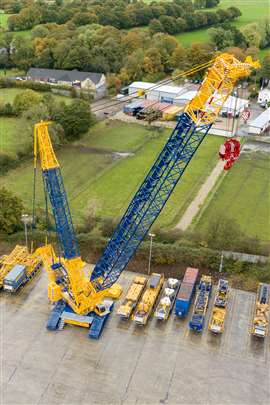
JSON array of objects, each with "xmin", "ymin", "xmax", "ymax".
[{"xmin": 91, "ymin": 113, "xmax": 211, "ymax": 289}]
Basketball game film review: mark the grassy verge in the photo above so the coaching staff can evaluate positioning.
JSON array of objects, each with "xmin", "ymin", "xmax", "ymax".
[{"xmin": 193, "ymin": 152, "xmax": 270, "ymax": 241}]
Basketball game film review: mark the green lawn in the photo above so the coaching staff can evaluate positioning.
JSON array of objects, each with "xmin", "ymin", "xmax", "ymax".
[
  {"xmin": 0, "ymin": 13, "xmax": 9, "ymax": 29},
  {"xmin": 0, "ymin": 121, "xmax": 223, "ymax": 228},
  {"xmin": 259, "ymin": 47, "xmax": 270, "ymax": 60},
  {"xmin": 0, "ymin": 116, "xmax": 31, "ymax": 155},
  {"xmin": 194, "ymin": 153, "xmax": 270, "ymax": 241},
  {"xmin": 0, "ymin": 87, "xmax": 72, "ymax": 105},
  {"xmin": 175, "ymin": 0, "xmax": 270, "ymax": 47}
]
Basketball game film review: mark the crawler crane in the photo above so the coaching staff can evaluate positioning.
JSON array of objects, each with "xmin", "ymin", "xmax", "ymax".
[{"xmin": 35, "ymin": 54, "xmax": 259, "ymax": 337}]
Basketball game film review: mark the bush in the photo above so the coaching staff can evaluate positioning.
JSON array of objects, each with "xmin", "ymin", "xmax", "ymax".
[
  {"xmin": 0, "ymin": 102, "xmax": 16, "ymax": 116},
  {"xmin": 0, "ymin": 152, "xmax": 17, "ymax": 174}
]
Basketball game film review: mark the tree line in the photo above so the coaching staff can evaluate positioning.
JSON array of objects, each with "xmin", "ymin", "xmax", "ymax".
[{"xmin": 6, "ymin": 0, "xmax": 239, "ymax": 33}]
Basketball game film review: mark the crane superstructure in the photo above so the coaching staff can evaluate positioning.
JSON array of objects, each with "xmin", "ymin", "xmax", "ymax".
[{"xmin": 35, "ymin": 54, "xmax": 259, "ymax": 335}]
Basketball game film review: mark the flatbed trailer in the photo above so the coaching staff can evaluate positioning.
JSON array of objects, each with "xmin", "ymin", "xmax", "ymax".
[
  {"xmin": 251, "ymin": 283, "xmax": 269, "ymax": 338},
  {"xmin": 133, "ymin": 273, "xmax": 164, "ymax": 325},
  {"xmin": 189, "ymin": 275, "xmax": 212, "ymax": 332},
  {"xmin": 117, "ymin": 276, "xmax": 147, "ymax": 319},
  {"xmin": 209, "ymin": 279, "xmax": 229, "ymax": 334},
  {"xmin": 1, "ymin": 245, "xmax": 42, "ymax": 292},
  {"xmin": 155, "ymin": 278, "xmax": 181, "ymax": 321}
]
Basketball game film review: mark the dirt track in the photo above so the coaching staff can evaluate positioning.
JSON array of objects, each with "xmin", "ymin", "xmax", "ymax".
[{"xmin": 175, "ymin": 159, "xmax": 225, "ymax": 231}]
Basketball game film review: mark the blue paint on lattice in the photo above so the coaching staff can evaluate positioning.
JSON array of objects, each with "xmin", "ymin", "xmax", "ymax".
[
  {"xmin": 91, "ymin": 113, "xmax": 212, "ymax": 290},
  {"xmin": 43, "ymin": 167, "xmax": 80, "ymax": 259}
]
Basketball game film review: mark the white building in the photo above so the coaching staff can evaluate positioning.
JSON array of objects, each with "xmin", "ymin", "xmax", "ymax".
[
  {"xmin": 128, "ymin": 81, "xmax": 154, "ymax": 97},
  {"xmin": 128, "ymin": 81, "xmax": 183, "ymax": 103},
  {"xmin": 148, "ymin": 85, "xmax": 183, "ymax": 103},
  {"xmin": 173, "ymin": 90, "xmax": 197, "ymax": 106},
  {"xmin": 258, "ymin": 88, "xmax": 270, "ymax": 106},
  {"xmin": 220, "ymin": 96, "xmax": 249, "ymax": 116},
  {"xmin": 248, "ymin": 108, "xmax": 270, "ymax": 135}
]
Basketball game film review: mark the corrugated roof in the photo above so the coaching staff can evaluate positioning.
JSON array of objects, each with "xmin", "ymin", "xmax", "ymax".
[
  {"xmin": 129, "ymin": 81, "xmax": 154, "ymax": 90},
  {"xmin": 249, "ymin": 108, "xmax": 270, "ymax": 128},
  {"xmin": 150, "ymin": 85, "xmax": 183, "ymax": 94},
  {"xmin": 27, "ymin": 68, "xmax": 103, "ymax": 85}
]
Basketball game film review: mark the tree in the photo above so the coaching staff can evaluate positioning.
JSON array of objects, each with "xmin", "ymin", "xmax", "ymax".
[
  {"xmin": 241, "ymin": 23, "xmax": 262, "ymax": 48},
  {"xmin": 205, "ymin": 0, "xmax": 220, "ymax": 7},
  {"xmin": 194, "ymin": 0, "xmax": 206, "ymax": 9},
  {"xmin": 53, "ymin": 100, "xmax": 94, "ymax": 140},
  {"xmin": 149, "ymin": 19, "xmax": 164, "ymax": 34},
  {"xmin": 0, "ymin": 187, "xmax": 24, "ymax": 234},
  {"xmin": 13, "ymin": 89, "xmax": 43, "ymax": 114},
  {"xmin": 260, "ymin": 54, "xmax": 270, "ymax": 80}
]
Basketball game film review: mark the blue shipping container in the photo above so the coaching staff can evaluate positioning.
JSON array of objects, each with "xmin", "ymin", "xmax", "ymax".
[
  {"xmin": 123, "ymin": 101, "xmax": 143, "ymax": 114},
  {"xmin": 3, "ymin": 264, "xmax": 26, "ymax": 292},
  {"xmin": 175, "ymin": 282, "xmax": 198, "ymax": 318}
]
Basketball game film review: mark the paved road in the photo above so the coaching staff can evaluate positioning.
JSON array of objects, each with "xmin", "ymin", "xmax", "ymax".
[{"xmin": 1, "ymin": 270, "xmax": 269, "ymax": 404}]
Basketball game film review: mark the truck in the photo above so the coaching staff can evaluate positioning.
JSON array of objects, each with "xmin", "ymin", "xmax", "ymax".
[
  {"xmin": 117, "ymin": 276, "xmax": 147, "ymax": 319},
  {"xmin": 209, "ymin": 279, "xmax": 229, "ymax": 334},
  {"xmin": 155, "ymin": 278, "xmax": 181, "ymax": 321},
  {"xmin": 175, "ymin": 267, "xmax": 199, "ymax": 318},
  {"xmin": 133, "ymin": 273, "xmax": 164, "ymax": 325},
  {"xmin": 189, "ymin": 275, "xmax": 212, "ymax": 332},
  {"xmin": 3, "ymin": 255, "xmax": 42, "ymax": 293},
  {"xmin": 251, "ymin": 283, "xmax": 270, "ymax": 338}
]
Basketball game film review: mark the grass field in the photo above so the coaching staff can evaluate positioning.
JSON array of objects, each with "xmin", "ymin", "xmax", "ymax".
[
  {"xmin": 175, "ymin": 0, "xmax": 270, "ymax": 47},
  {"xmin": 0, "ymin": 117, "xmax": 31, "ymax": 155},
  {"xmin": 0, "ymin": 89, "xmax": 72, "ymax": 156},
  {"xmin": 0, "ymin": 13, "xmax": 9, "ymax": 29},
  {"xmin": 0, "ymin": 87, "xmax": 72, "ymax": 105},
  {"xmin": 193, "ymin": 153, "xmax": 270, "ymax": 241},
  {"xmin": 0, "ymin": 120, "xmax": 223, "ymax": 228}
]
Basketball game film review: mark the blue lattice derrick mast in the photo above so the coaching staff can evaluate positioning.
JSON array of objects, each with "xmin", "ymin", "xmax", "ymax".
[
  {"xmin": 91, "ymin": 113, "xmax": 212, "ymax": 290},
  {"xmin": 43, "ymin": 167, "xmax": 80, "ymax": 259}
]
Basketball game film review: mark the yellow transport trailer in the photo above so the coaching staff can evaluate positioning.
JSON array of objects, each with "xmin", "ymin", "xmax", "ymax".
[
  {"xmin": 117, "ymin": 275, "xmax": 147, "ymax": 319},
  {"xmin": 133, "ymin": 273, "xmax": 164, "ymax": 325},
  {"xmin": 251, "ymin": 283, "xmax": 269, "ymax": 338},
  {"xmin": 209, "ymin": 279, "xmax": 229, "ymax": 334},
  {"xmin": 162, "ymin": 105, "xmax": 184, "ymax": 121},
  {"xmin": 0, "ymin": 245, "xmax": 42, "ymax": 292}
]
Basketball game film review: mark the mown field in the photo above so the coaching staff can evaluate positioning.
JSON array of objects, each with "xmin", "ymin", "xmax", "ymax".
[
  {"xmin": 0, "ymin": 88, "xmax": 73, "ymax": 155},
  {"xmin": 0, "ymin": 120, "xmax": 223, "ymax": 228},
  {"xmin": 175, "ymin": 0, "xmax": 270, "ymax": 47},
  {"xmin": 0, "ymin": 12, "xmax": 9, "ymax": 29},
  {"xmin": 193, "ymin": 152, "xmax": 270, "ymax": 241},
  {"xmin": 0, "ymin": 12, "xmax": 32, "ymax": 39}
]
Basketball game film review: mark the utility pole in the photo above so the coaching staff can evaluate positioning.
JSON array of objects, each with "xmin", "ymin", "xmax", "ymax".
[
  {"xmin": 219, "ymin": 251, "xmax": 224, "ymax": 273},
  {"xmin": 21, "ymin": 214, "xmax": 32, "ymax": 251},
  {"xmin": 148, "ymin": 233, "xmax": 155, "ymax": 275}
]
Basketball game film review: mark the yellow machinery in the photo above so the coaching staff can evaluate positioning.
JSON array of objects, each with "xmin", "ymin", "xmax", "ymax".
[
  {"xmin": 209, "ymin": 279, "xmax": 229, "ymax": 334},
  {"xmin": 30, "ymin": 53, "xmax": 259, "ymax": 337},
  {"xmin": 117, "ymin": 275, "xmax": 147, "ymax": 319},
  {"xmin": 251, "ymin": 283, "xmax": 269, "ymax": 338},
  {"xmin": 0, "ymin": 245, "xmax": 42, "ymax": 292},
  {"xmin": 162, "ymin": 105, "xmax": 184, "ymax": 121},
  {"xmin": 133, "ymin": 273, "xmax": 164, "ymax": 325}
]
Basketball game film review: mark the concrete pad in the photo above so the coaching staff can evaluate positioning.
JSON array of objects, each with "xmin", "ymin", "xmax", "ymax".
[{"xmin": 1, "ymin": 270, "xmax": 270, "ymax": 404}]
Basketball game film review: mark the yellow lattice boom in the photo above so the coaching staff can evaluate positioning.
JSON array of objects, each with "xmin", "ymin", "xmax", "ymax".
[{"xmin": 185, "ymin": 53, "xmax": 260, "ymax": 126}]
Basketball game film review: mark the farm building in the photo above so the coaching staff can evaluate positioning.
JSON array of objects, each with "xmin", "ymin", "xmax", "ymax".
[
  {"xmin": 128, "ymin": 81, "xmax": 183, "ymax": 102},
  {"xmin": 128, "ymin": 81, "xmax": 154, "ymax": 97},
  {"xmin": 147, "ymin": 85, "xmax": 183, "ymax": 103},
  {"xmin": 258, "ymin": 88, "xmax": 270, "ymax": 106},
  {"xmin": 26, "ymin": 68, "xmax": 107, "ymax": 99},
  {"xmin": 248, "ymin": 107, "xmax": 270, "ymax": 135}
]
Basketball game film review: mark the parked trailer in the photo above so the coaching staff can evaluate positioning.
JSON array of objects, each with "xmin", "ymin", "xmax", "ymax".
[
  {"xmin": 155, "ymin": 278, "xmax": 181, "ymax": 320},
  {"xmin": 3, "ymin": 256, "xmax": 42, "ymax": 293},
  {"xmin": 189, "ymin": 275, "xmax": 212, "ymax": 332},
  {"xmin": 175, "ymin": 267, "xmax": 199, "ymax": 317},
  {"xmin": 133, "ymin": 273, "xmax": 164, "ymax": 325},
  {"xmin": 209, "ymin": 279, "xmax": 229, "ymax": 334},
  {"xmin": 117, "ymin": 276, "xmax": 147, "ymax": 319},
  {"xmin": 251, "ymin": 283, "xmax": 270, "ymax": 338},
  {"xmin": 2, "ymin": 245, "xmax": 42, "ymax": 293}
]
